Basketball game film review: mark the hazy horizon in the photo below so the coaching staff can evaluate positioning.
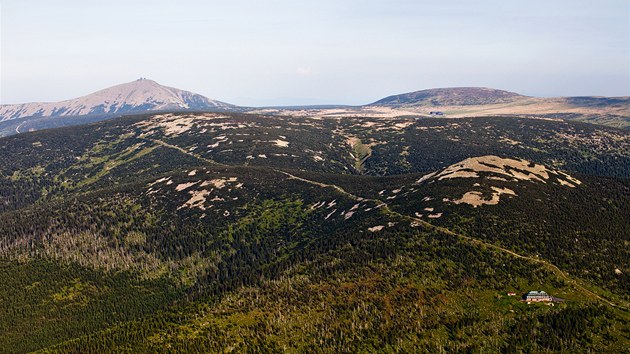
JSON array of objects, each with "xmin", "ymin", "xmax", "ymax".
[{"xmin": 1, "ymin": 0, "xmax": 628, "ymax": 106}]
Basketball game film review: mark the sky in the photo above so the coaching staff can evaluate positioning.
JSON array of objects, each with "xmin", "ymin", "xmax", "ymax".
[{"xmin": 0, "ymin": 0, "xmax": 628, "ymax": 106}]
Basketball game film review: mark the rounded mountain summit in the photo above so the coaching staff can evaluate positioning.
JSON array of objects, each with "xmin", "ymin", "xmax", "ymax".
[{"xmin": 370, "ymin": 87, "xmax": 527, "ymax": 107}]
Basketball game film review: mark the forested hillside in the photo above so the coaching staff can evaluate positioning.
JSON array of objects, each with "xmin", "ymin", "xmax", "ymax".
[{"xmin": 0, "ymin": 112, "xmax": 628, "ymax": 352}]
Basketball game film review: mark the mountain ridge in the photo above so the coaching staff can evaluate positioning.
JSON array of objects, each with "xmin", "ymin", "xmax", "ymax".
[
  {"xmin": 368, "ymin": 87, "xmax": 528, "ymax": 107},
  {"xmin": 2, "ymin": 81, "xmax": 629, "ymax": 137},
  {"xmin": 0, "ymin": 78, "xmax": 234, "ymax": 122},
  {"xmin": 0, "ymin": 111, "xmax": 628, "ymax": 352}
]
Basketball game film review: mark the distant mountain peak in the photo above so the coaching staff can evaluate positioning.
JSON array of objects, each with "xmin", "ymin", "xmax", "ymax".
[
  {"xmin": 369, "ymin": 87, "xmax": 527, "ymax": 107},
  {"xmin": 0, "ymin": 79, "xmax": 235, "ymax": 122}
]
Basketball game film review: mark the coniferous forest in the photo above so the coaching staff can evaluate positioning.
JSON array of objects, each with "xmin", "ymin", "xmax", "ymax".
[{"xmin": 0, "ymin": 113, "xmax": 628, "ymax": 352}]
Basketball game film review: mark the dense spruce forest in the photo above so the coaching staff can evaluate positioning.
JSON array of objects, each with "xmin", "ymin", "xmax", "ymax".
[{"xmin": 0, "ymin": 112, "xmax": 628, "ymax": 352}]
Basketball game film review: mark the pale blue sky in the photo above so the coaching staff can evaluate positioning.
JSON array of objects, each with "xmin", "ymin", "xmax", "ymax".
[{"xmin": 1, "ymin": 0, "xmax": 628, "ymax": 106}]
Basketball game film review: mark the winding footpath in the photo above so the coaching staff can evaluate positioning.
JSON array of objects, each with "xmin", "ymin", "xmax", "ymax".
[
  {"xmin": 277, "ymin": 169, "xmax": 628, "ymax": 311},
  {"xmin": 151, "ymin": 136, "xmax": 629, "ymax": 311},
  {"xmin": 147, "ymin": 138, "xmax": 223, "ymax": 166},
  {"xmin": 15, "ymin": 122, "xmax": 26, "ymax": 134}
]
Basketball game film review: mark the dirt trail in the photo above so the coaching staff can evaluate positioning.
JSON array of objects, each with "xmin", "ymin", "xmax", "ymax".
[
  {"xmin": 149, "ymin": 136, "xmax": 628, "ymax": 311},
  {"xmin": 15, "ymin": 122, "xmax": 26, "ymax": 134},
  {"xmin": 147, "ymin": 138, "xmax": 224, "ymax": 166},
  {"xmin": 277, "ymin": 169, "xmax": 628, "ymax": 311}
]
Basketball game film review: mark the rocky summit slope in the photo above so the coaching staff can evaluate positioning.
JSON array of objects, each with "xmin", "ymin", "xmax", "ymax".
[
  {"xmin": 416, "ymin": 155, "xmax": 582, "ymax": 207},
  {"xmin": 0, "ymin": 78, "xmax": 234, "ymax": 122}
]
